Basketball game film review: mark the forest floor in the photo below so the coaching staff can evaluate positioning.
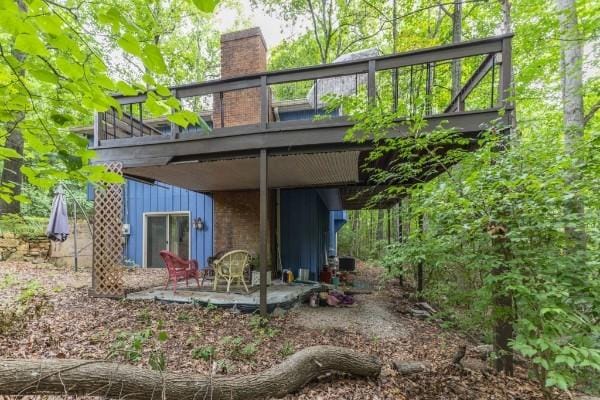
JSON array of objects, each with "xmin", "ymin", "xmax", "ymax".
[{"xmin": 0, "ymin": 260, "xmax": 573, "ymax": 400}]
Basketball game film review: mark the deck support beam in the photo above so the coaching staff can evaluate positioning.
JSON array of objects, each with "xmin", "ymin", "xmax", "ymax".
[{"xmin": 259, "ymin": 148, "xmax": 268, "ymax": 316}]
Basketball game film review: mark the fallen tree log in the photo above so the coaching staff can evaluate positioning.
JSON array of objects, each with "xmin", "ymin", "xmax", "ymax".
[
  {"xmin": 0, "ymin": 345, "xmax": 380, "ymax": 400},
  {"xmin": 392, "ymin": 360, "xmax": 430, "ymax": 375}
]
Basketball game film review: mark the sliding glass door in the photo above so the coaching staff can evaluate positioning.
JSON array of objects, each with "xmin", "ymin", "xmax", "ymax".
[{"xmin": 145, "ymin": 213, "xmax": 190, "ymax": 268}]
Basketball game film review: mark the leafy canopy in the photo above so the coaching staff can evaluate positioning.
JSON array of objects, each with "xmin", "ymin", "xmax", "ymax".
[{"xmin": 0, "ymin": 0, "xmax": 220, "ymax": 204}]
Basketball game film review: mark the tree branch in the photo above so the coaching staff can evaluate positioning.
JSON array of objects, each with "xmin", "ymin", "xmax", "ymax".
[{"xmin": 584, "ymin": 100, "xmax": 599, "ymax": 126}]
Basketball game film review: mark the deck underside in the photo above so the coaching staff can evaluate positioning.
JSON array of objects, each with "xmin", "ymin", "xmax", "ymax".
[{"xmin": 94, "ymin": 109, "xmax": 507, "ymax": 208}]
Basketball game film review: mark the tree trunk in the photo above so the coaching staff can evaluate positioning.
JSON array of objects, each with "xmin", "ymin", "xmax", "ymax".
[
  {"xmin": 0, "ymin": 0, "xmax": 26, "ymax": 215},
  {"xmin": 451, "ymin": 1, "xmax": 463, "ymax": 99},
  {"xmin": 0, "ymin": 346, "xmax": 381, "ymax": 400},
  {"xmin": 557, "ymin": 0, "xmax": 586, "ymax": 252},
  {"xmin": 351, "ymin": 211, "xmax": 359, "ymax": 256},
  {"xmin": 498, "ymin": 0, "xmax": 512, "ymax": 35},
  {"xmin": 0, "ymin": 127, "xmax": 23, "ymax": 214},
  {"xmin": 376, "ymin": 209, "xmax": 384, "ymax": 242},
  {"xmin": 401, "ymin": 197, "xmax": 410, "ymax": 242}
]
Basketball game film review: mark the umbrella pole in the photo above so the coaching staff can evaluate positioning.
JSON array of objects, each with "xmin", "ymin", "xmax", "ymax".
[{"xmin": 73, "ymin": 199, "xmax": 78, "ymax": 272}]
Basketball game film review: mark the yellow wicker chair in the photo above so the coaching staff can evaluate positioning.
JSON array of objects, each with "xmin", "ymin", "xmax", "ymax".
[{"xmin": 212, "ymin": 250, "xmax": 250, "ymax": 293}]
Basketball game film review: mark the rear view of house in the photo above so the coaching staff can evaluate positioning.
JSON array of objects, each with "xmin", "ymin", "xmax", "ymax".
[{"xmin": 87, "ymin": 27, "xmax": 512, "ymax": 315}]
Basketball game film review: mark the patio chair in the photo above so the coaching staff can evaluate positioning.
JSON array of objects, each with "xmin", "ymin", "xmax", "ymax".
[
  {"xmin": 212, "ymin": 250, "xmax": 250, "ymax": 293},
  {"xmin": 160, "ymin": 250, "xmax": 202, "ymax": 293}
]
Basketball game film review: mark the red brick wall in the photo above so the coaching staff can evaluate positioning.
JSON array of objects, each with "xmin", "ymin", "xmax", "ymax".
[
  {"xmin": 212, "ymin": 27, "xmax": 266, "ymax": 128},
  {"xmin": 212, "ymin": 28, "xmax": 273, "ymax": 266},
  {"xmin": 213, "ymin": 191, "xmax": 272, "ymax": 263}
]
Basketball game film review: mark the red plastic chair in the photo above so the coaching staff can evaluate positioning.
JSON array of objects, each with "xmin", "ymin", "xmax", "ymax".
[{"xmin": 160, "ymin": 250, "xmax": 201, "ymax": 293}]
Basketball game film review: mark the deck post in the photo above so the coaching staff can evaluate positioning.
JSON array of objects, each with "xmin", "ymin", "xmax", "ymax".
[
  {"xmin": 170, "ymin": 89, "xmax": 180, "ymax": 140},
  {"xmin": 367, "ymin": 60, "xmax": 376, "ymax": 105},
  {"xmin": 260, "ymin": 75, "xmax": 268, "ymax": 128},
  {"xmin": 500, "ymin": 37, "xmax": 512, "ymax": 108},
  {"xmin": 259, "ymin": 148, "xmax": 268, "ymax": 316},
  {"xmin": 425, "ymin": 63, "xmax": 434, "ymax": 116},
  {"xmin": 93, "ymin": 112, "xmax": 100, "ymax": 147}
]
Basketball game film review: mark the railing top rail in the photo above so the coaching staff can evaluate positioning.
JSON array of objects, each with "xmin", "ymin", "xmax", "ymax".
[{"xmin": 112, "ymin": 34, "xmax": 512, "ymax": 104}]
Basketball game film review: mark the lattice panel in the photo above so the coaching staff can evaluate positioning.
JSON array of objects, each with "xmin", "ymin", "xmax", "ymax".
[{"xmin": 91, "ymin": 162, "xmax": 124, "ymax": 297}]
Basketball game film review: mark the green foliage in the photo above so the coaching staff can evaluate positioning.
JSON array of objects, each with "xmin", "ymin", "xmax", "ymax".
[
  {"xmin": 110, "ymin": 329, "xmax": 152, "ymax": 362},
  {"xmin": 0, "ymin": 0, "xmax": 222, "ymax": 205},
  {"xmin": 148, "ymin": 351, "xmax": 167, "ymax": 372},
  {"xmin": 176, "ymin": 311, "xmax": 191, "ymax": 322},
  {"xmin": 240, "ymin": 342, "xmax": 257, "ymax": 359},
  {"xmin": 0, "ymin": 280, "xmax": 51, "ymax": 335},
  {"xmin": 110, "ymin": 322, "xmax": 169, "ymax": 370},
  {"xmin": 279, "ymin": 341, "xmax": 295, "ymax": 357},
  {"xmin": 249, "ymin": 315, "xmax": 279, "ymax": 338},
  {"xmin": 215, "ymin": 358, "xmax": 232, "ymax": 374},
  {"xmin": 191, "ymin": 345, "xmax": 216, "ymax": 361},
  {"xmin": 0, "ymin": 214, "xmax": 46, "ymax": 238},
  {"xmin": 136, "ymin": 308, "xmax": 152, "ymax": 326},
  {"xmin": 255, "ymin": 0, "xmax": 387, "ymax": 64},
  {"xmin": 219, "ymin": 335, "xmax": 261, "ymax": 361},
  {"xmin": 0, "ymin": 273, "xmax": 17, "ymax": 289},
  {"xmin": 338, "ymin": 87, "xmax": 600, "ymax": 392}
]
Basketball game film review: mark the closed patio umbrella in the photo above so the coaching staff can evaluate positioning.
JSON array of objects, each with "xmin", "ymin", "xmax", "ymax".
[{"xmin": 46, "ymin": 185, "xmax": 69, "ymax": 242}]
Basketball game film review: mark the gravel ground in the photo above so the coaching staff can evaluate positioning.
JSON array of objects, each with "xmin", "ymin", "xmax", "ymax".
[{"xmin": 290, "ymin": 293, "xmax": 412, "ymax": 339}]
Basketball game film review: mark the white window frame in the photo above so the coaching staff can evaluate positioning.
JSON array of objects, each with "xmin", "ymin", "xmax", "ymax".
[{"xmin": 142, "ymin": 211, "xmax": 191, "ymax": 268}]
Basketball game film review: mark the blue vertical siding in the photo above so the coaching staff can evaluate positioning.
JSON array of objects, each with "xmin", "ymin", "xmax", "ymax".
[
  {"xmin": 280, "ymin": 189, "xmax": 330, "ymax": 281},
  {"xmin": 327, "ymin": 211, "xmax": 347, "ymax": 256},
  {"xmin": 123, "ymin": 180, "xmax": 213, "ymax": 267}
]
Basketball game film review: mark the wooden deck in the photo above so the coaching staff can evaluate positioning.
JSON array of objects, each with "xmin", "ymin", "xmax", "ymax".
[{"xmin": 92, "ymin": 34, "xmax": 513, "ymax": 169}]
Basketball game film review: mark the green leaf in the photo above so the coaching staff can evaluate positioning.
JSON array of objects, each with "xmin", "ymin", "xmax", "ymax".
[
  {"xmin": 145, "ymin": 94, "xmax": 170, "ymax": 116},
  {"xmin": 97, "ymin": 7, "xmax": 121, "ymax": 33},
  {"xmin": 34, "ymin": 15, "xmax": 62, "ymax": 35},
  {"xmin": 155, "ymin": 85, "xmax": 171, "ymax": 98},
  {"xmin": 142, "ymin": 44, "xmax": 167, "ymax": 74},
  {"xmin": 546, "ymin": 371, "xmax": 569, "ymax": 391},
  {"xmin": 167, "ymin": 110, "xmax": 199, "ymax": 128},
  {"xmin": 191, "ymin": 0, "xmax": 220, "ymax": 13},
  {"xmin": 142, "ymin": 73, "xmax": 156, "ymax": 87},
  {"xmin": 57, "ymin": 150, "xmax": 83, "ymax": 171},
  {"xmin": 116, "ymin": 81, "xmax": 139, "ymax": 96},
  {"xmin": 55, "ymin": 57, "xmax": 84, "ymax": 80},
  {"xmin": 14, "ymin": 33, "xmax": 49, "ymax": 57},
  {"xmin": 117, "ymin": 33, "xmax": 142, "ymax": 57},
  {"xmin": 0, "ymin": 147, "xmax": 22, "ymax": 160},
  {"xmin": 28, "ymin": 67, "xmax": 59, "ymax": 84},
  {"xmin": 50, "ymin": 113, "xmax": 73, "ymax": 126},
  {"xmin": 555, "ymin": 355, "xmax": 576, "ymax": 368},
  {"xmin": 12, "ymin": 194, "xmax": 30, "ymax": 204},
  {"xmin": 66, "ymin": 132, "xmax": 89, "ymax": 147}
]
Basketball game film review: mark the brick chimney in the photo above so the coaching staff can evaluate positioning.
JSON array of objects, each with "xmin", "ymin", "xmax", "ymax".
[
  {"xmin": 212, "ymin": 28, "xmax": 272, "ymax": 266},
  {"xmin": 212, "ymin": 27, "xmax": 267, "ymax": 128}
]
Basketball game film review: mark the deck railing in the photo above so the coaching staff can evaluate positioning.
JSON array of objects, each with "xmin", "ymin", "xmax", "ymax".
[{"xmin": 93, "ymin": 34, "xmax": 512, "ymax": 147}]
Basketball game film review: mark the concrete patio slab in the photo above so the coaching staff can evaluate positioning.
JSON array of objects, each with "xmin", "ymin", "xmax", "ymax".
[{"xmin": 126, "ymin": 281, "xmax": 320, "ymax": 313}]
